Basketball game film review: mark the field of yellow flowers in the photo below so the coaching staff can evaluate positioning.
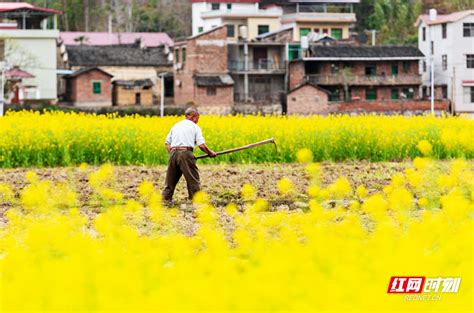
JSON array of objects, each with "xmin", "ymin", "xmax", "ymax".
[
  {"xmin": 0, "ymin": 142, "xmax": 472, "ymax": 312},
  {"xmin": 0, "ymin": 111, "xmax": 472, "ymax": 167}
]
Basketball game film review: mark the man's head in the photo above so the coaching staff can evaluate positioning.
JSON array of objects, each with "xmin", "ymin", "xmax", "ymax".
[{"xmin": 185, "ymin": 107, "xmax": 200, "ymax": 124}]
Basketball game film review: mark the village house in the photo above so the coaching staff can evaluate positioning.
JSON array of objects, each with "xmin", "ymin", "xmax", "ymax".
[
  {"xmin": 59, "ymin": 42, "xmax": 173, "ymax": 107},
  {"xmin": 261, "ymin": 0, "xmax": 359, "ymax": 41},
  {"xmin": 191, "ymin": 0, "xmax": 283, "ymax": 40},
  {"xmin": 64, "ymin": 67, "xmax": 113, "ymax": 107},
  {"xmin": 287, "ymin": 45, "xmax": 449, "ymax": 114},
  {"xmin": 174, "ymin": 26, "xmax": 235, "ymax": 114},
  {"xmin": 415, "ymin": 10, "xmax": 474, "ymax": 115},
  {"xmin": 0, "ymin": 2, "xmax": 61, "ymax": 103}
]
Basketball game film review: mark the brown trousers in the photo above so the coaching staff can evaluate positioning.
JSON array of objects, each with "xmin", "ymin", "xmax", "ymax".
[{"xmin": 162, "ymin": 150, "xmax": 201, "ymax": 201}]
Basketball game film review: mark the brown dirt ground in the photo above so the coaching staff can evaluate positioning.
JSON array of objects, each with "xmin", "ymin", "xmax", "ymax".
[{"xmin": 3, "ymin": 161, "xmax": 470, "ymax": 235}]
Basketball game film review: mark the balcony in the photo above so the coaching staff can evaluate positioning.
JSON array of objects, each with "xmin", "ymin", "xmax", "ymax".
[
  {"xmin": 229, "ymin": 59, "xmax": 286, "ymax": 73},
  {"xmin": 307, "ymin": 74, "xmax": 422, "ymax": 86},
  {"xmin": 282, "ymin": 12, "xmax": 356, "ymax": 23},
  {"xmin": 201, "ymin": 9, "xmax": 282, "ymax": 19}
]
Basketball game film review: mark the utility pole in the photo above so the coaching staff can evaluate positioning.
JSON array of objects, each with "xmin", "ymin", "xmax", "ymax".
[
  {"xmin": 0, "ymin": 60, "xmax": 9, "ymax": 117},
  {"xmin": 429, "ymin": 9, "xmax": 437, "ymax": 115},
  {"xmin": 158, "ymin": 73, "xmax": 167, "ymax": 117}
]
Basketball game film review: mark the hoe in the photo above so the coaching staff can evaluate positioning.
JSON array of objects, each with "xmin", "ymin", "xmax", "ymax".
[{"xmin": 195, "ymin": 138, "xmax": 278, "ymax": 160}]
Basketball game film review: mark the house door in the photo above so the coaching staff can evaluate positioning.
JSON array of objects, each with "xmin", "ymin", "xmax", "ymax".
[
  {"xmin": 253, "ymin": 47, "xmax": 268, "ymax": 69},
  {"xmin": 250, "ymin": 76, "xmax": 271, "ymax": 102},
  {"xmin": 135, "ymin": 93, "xmax": 141, "ymax": 105}
]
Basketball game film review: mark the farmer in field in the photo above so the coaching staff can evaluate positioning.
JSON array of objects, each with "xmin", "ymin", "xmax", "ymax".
[{"xmin": 162, "ymin": 107, "xmax": 217, "ymax": 202}]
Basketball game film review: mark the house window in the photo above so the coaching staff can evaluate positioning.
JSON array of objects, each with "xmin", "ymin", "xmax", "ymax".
[
  {"xmin": 258, "ymin": 25, "xmax": 270, "ymax": 35},
  {"xmin": 464, "ymin": 87, "xmax": 474, "ymax": 103},
  {"xmin": 423, "ymin": 60, "xmax": 427, "ymax": 72},
  {"xmin": 442, "ymin": 55, "xmax": 447, "ymax": 70},
  {"xmin": 422, "ymin": 27, "xmax": 426, "ymax": 41},
  {"xmin": 467, "ymin": 55, "xmax": 474, "ymax": 69},
  {"xmin": 402, "ymin": 88, "xmax": 414, "ymax": 100},
  {"xmin": 314, "ymin": 28, "xmax": 320, "ymax": 34},
  {"xmin": 299, "ymin": 28, "xmax": 311, "ymax": 38},
  {"xmin": 227, "ymin": 3, "xmax": 232, "ymax": 10},
  {"xmin": 288, "ymin": 44, "xmax": 301, "ymax": 61},
  {"xmin": 391, "ymin": 64, "xmax": 398, "ymax": 76},
  {"xmin": 442, "ymin": 85, "xmax": 448, "ymax": 99},
  {"xmin": 0, "ymin": 39, "xmax": 4, "ymax": 60},
  {"xmin": 175, "ymin": 49, "xmax": 180, "ymax": 63},
  {"xmin": 92, "ymin": 81, "xmax": 101, "ymax": 94},
  {"xmin": 365, "ymin": 64, "xmax": 376, "ymax": 76},
  {"xmin": 365, "ymin": 88, "xmax": 377, "ymax": 100},
  {"xmin": 198, "ymin": 27, "xmax": 203, "ymax": 33},
  {"xmin": 329, "ymin": 88, "xmax": 340, "ymax": 102},
  {"xmin": 442, "ymin": 23, "xmax": 447, "ymax": 38},
  {"xmin": 182, "ymin": 48, "xmax": 186, "ymax": 64},
  {"xmin": 402, "ymin": 62, "xmax": 410, "ymax": 73},
  {"xmin": 227, "ymin": 25, "xmax": 235, "ymax": 37},
  {"xmin": 463, "ymin": 23, "xmax": 474, "ymax": 37},
  {"xmin": 211, "ymin": 3, "xmax": 220, "ymax": 10},
  {"xmin": 331, "ymin": 28, "xmax": 343, "ymax": 40},
  {"xmin": 322, "ymin": 28, "xmax": 328, "ymax": 35},
  {"xmin": 391, "ymin": 88, "xmax": 399, "ymax": 100},
  {"xmin": 207, "ymin": 87, "xmax": 217, "ymax": 96},
  {"xmin": 430, "ymin": 41, "xmax": 434, "ymax": 54}
]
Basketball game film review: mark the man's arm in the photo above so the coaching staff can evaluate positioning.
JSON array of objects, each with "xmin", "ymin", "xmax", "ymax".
[
  {"xmin": 165, "ymin": 129, "xmax": 172, "ymax": 153},
  {"xmin": 199, "ymin": 144, "xmax": 217, "ymax": 158},
  {"xmin": 195, "ymin": 126, "xmax": 216, "ymax": 157}
]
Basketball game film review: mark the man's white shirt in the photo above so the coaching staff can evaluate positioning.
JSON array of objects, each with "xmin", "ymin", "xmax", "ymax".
[{"xmin": 165, "ymin": 119, "xmax": 205, "ymax": 148}]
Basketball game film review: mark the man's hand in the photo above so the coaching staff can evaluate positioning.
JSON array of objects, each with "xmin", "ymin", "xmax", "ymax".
[
  {"xmin": 165, "ymin": 144, "xmax": 171, "ymax": 153},
  {"xmin": 199, "ymin": 144, "xmax": 217, "ymax": 158}
]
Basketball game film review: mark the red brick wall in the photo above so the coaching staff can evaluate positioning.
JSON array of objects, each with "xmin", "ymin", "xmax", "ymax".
[
  {"xmin": 317, "ymin": 61, "xmax": 419, "ymax": 76},
  {"xmin": 287, "ymin": 84, "xmax": 329, "ymax": 114},
  {"xmin": 195, "ymin": 86, "xmax": 234, "ymax": 107},
  {"xmin": 287, "ymin": 99, "xmax": 449, "ymax": 115},
  {"xmin": 174, "ymin": 27, "xmax": 230, "ymax": 106},
  {"xmin": 288, "ymin": 61, "xmax": 306, "ymax": 91},
  {"xmin": 70, "ymin": 70, "xmax": 112, "ymax": 104}
]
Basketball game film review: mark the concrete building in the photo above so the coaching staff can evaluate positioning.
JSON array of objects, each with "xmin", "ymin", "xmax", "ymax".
[
  {"xmin": 191, "ymin": 0, "xmax": 283, "ymax": 40},
  {"xmin": 0, "ymin": 2, "xmax": 61, "ymax": 102},
  {"xmin": 262, "ymin": 0, "xmax": 359, "ymax": 41},
  {"xmin": 415, "ymin": 10, "xmax": 474, "ymax": 114}
]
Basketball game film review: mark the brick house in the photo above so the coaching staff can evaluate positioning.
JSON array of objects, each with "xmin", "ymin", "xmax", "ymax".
[
  {"xmin": 64, "ymin": 67, "xmax": 113, "ymax": 107},
  {"xmin": 112, "ymin": 79, "xmax": 154, "ymax": 106},
  {"xmin": 287, "ymin": 82, "xmax": 330, "ymax": 114},
  {"xmin": 60, "ymin": 42, "xmax": 173, "ymax": 106},
  {"xmin": 174, "ymin": 26, "xmax": 235, "ymax": 114}
]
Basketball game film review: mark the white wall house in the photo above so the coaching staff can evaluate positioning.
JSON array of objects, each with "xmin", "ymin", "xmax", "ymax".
[
  {"xmin": 416, "ymin": 10, "xmax": 474, "ymax": 114},
  {"xmin": 0, "ymin": 2, "xmax": 60, "ymax": 102},
  {"xmin": 192, "ymin": 0, "xmax": 283, "ymax": 40}
]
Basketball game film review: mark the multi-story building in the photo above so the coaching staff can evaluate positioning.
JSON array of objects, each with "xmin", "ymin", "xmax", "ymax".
[
  {"xmin": 416, "ymin": 10, "xmax": 474, "ymax": 114},
  {"xmin": 286, "ymin": 44, "xmax": 449, "ymax": 114},
  {"xmin": 174, "ymin": 25, "xmax": 287, "ymax": 114},
  {"xmin": 262, "ymin": 0, "xmax": 359, "ymax": 41},
  {"xmin": 0, "ymin": 2, "xmax": 61, "ymax": 102},
  {"xmin": 191, "ymin": 0, "xmax": 283, "ymax": 40}
]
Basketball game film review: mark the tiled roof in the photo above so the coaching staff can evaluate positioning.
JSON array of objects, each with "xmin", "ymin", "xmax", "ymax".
[
  {"xmin": 308, "ymin": 45, "xmax": 424, "ymax": 59},
  {"xmin": 60, "ymin": 32, "xmax": 174, "ymax": 47},
  {"xmin": 66, "ymin": 44, "xmax": 172, "ymax": 67},
  {"xmin": 415, "ymin": 10, "xmax": 474, "ymax": 26},
  {"xmin": 195, "ymin": 74, "xmax": 234, "ymax": 87}
]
